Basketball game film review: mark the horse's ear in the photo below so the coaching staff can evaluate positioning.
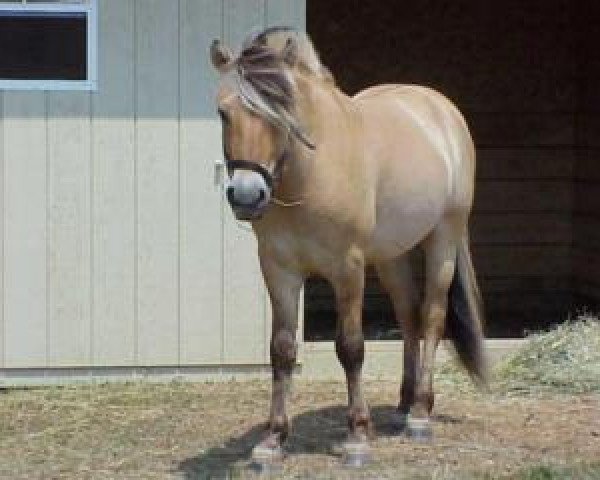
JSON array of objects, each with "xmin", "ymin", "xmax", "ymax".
[
  {"xmin": 281, "ymin": 37, "xmax": 299, "ymax": 67},
  {"xmin": 210, "ymin": 39, "xmax": 233, "ymax": 72}
]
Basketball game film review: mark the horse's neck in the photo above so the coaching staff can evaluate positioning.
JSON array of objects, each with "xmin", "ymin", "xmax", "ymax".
[
  {"xmin": 296, "ymin": 73, "xmax": 351, "ymax": 144},
  {"xmin": 275, "ymin": 76, "xmax": 352, "ymax": 209},
  {"xmin": 275, "ymin": 76, "xmax": 346, "ymax": 197}
]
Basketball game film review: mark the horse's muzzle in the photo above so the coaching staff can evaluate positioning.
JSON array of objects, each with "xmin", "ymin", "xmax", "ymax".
[
  {"xmin": 226, "ymin": 184, "xmax": 268, "ymax": 220},
  {"xmin": 225, "ymin": 161, "xmax": 272, "ymax": 220}
]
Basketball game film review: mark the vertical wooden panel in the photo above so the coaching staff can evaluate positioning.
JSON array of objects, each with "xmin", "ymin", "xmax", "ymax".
[
  {"xmin": 3, "ymin": 93, "xmax": 47, "ymax": 368},
  {"xmin": 136, "ymin": 0, "xmax": 180, "ymax": 365},
  {"xmin": 222, "ymin": 0, "xmax": 269, "ymax": 364},
  {"xmin": 574, "ymin": 11, "xmax": 600, "ymax": 307},
  {"xmin": 91, "ymin": 0, "xmax": 136, "ymax": 366},
  {"xmin": 179, "ymin": 0, "xmax": 224, "ymax": 364},
  {"xmin": 47, "ymin": 92, "xmax": 92, "ymax": 366}
]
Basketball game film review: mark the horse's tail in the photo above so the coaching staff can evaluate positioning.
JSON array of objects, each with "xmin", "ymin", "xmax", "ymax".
[{"xmin": 445, "ymin": 233, "xmax": 487, "ymax": 384}]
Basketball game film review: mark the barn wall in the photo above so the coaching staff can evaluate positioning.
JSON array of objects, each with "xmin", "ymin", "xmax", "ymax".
[
  {"xmin": 0, "ymin": 0, "xmax": 306, "ymax": 372},
  {"xmin": 306, "ymin": 0, "xmax": 580, "ymax": 338},
  {"xmin": 573, "ymin": 4, "xmax": 600, "ymax": 310}
]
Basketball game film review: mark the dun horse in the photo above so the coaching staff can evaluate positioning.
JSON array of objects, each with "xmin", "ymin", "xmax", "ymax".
[{"xmin": 210, "ymin": 27, "xmax": 486, "ymax": 465}]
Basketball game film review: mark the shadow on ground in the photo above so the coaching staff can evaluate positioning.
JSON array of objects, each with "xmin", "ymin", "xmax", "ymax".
[{"xmin": 176, "ymin": 405, "xmax": 463, "ymax": 479}]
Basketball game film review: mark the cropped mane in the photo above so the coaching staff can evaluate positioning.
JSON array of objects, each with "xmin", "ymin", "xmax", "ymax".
[
  {"xmin": 242, "ymin": 26, "xmax": 328, "ymax": 80},
  {"xmin": 226, "ymin": 27, "xmax": 329, "ymax": 148}
]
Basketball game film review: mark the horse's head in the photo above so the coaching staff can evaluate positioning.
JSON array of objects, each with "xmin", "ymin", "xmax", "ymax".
[{"xmin": 210, "ymin": 28, "xmax": 319, "ymax": 221}]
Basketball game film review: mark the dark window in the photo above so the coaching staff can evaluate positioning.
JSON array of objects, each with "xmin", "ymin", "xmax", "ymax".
[{"xmin": 0, "ymin": 12, "xmax": 87, "ymax": 81}]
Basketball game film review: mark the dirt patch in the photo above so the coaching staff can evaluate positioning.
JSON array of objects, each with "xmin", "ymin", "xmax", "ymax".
[
  {"xmin": 1, "ymin": 380, "xmax": 598, "ymax": 479},
  {"xmin": 2, "ymin": 318, "xmax": 599, "ymax": 478}
]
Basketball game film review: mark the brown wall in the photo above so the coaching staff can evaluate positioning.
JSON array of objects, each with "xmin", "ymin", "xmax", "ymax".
[
  {"xmin": 305, "ymin": 0, "xmax": 598, "ymax": 339},
  {"xmin": 574, "ymin": 2, "xmax": 600, "ymax": 310}
]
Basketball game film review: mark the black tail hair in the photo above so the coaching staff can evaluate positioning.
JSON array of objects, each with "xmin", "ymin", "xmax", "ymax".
[{"xmin": 445, "ymin": 236, "xmax": 487, "ymax": 384}]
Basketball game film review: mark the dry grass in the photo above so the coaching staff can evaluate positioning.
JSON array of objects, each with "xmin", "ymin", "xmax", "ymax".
[
  {"xmin": 436, "ymin": 313, "xmax": 600, "ymax": 396},
  {"xmin": 1, "ymin": 317, "xmax": 599, "ymax": 479},
  {"xmin": 494, "ymin": 314, "xmax": 600, "ymax": 395}
]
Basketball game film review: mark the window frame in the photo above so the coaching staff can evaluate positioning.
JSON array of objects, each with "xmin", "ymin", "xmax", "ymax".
[{"xmin": 0, "ymin": 0, "xmax": 98, "ymax": 91}]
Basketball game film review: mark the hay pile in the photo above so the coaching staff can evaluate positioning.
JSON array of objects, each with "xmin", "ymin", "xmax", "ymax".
[{"xmin": 494, "ymin": 314, "xmax": 600, "ymax": 394}]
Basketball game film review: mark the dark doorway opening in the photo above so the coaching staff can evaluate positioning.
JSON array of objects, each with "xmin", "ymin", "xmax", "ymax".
[{"xmin": 304, "ymin": 0, "xmax": 600, "ymax": 341}]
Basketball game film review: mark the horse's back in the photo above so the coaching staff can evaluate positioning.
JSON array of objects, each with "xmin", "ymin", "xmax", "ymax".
[
  {"xmin": 354, "ymin": 84, "xmax": 468, "ymax": 132},
  {"xmin": 354, "ymin": 84, "xmax": 471, "ymax": 146},
  {"xmin": 354, "ymin": 84, "xmax": 475, "ymax": 210}
]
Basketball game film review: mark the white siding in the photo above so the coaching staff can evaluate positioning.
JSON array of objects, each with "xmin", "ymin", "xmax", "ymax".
[
  {"xmin": 0, "ymin": 0, "xmax": 306, "ymax": 376},
  {"xmin": 91, "ymin": 0, "xmax": 136, "ymax": 366},
  {"xmin": 266, "ymin": 0, "xmax": 306, "ymax": 30},
  {"xmin": 3, "ymin": 92, "xmax": 47, "ymax": 367},
  {"xmin": 179, "ymin": 0, "xmax": 224, "ymax": 364},
  {"xmin": 47, "ymin": 92, "xmax": 92, "ymax": 366},
  {"xmin": 135, "ymin": 0, "xmax": 180, "ymax": 365}
]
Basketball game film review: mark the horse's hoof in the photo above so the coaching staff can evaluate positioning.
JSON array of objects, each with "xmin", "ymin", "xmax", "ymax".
[
  {"xmin": 341, "ymin": 441, "xmax": 372, "ymax": 467},
  {"xmin": 250, "ymin": 443, "xmax": 284, "ymax": 475},
  {"xmin": 407, "ymin": 417, "xmax": 433, "ymax": 442},
  {"xmin": 251, "ymin": 442, "xmax": 284, "ymax": 462}
]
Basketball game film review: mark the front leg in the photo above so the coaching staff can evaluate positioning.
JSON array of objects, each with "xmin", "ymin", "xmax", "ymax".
[
  {"xmin": 331, "ymin": 247, "xmax": 373, "ymax": 465},
  {"xmin": 252, "ymin": 255, "xmax": 303, "ymax": 463}
]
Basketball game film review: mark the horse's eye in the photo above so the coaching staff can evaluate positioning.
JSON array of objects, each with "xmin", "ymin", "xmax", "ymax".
[{"xmin": 218, "ymin": 108, "xmax": 230, "ymax": 125}]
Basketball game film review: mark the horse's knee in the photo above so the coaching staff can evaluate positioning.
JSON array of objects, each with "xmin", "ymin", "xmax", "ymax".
[
  {"xmin": 270, "ymin": 329, "xmax": 297, "ymax": 371},
  {"xmin": 335, "ymin": 331, "xmax": 365, "ymax": 374}
]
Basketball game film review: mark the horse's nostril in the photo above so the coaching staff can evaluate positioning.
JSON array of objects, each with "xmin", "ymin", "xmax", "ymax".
[{"xmin": 258, "ymin": 189, "xmax": 266, "ymax": 203}]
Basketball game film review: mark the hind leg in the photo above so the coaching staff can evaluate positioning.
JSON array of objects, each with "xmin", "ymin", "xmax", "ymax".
[
  {"xmin": 375, "ymin": 256, "xmax": 420, "ymax": 429},
  {"xmin": 409, "ymin": 218, "xmax": 461, "ymax": 439}
]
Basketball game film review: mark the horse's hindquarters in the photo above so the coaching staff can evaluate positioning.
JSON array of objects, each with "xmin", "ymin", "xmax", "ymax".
[
  {"xmin": 357, "ymin": 86, "xmax": 475, "ymax": 260},
  {"xmin": 364, "ymin": 115, "xmax": 450, "ymax": 260}
]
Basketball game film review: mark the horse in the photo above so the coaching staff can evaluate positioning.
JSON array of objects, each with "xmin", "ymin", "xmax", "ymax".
[{"xmin": 210, "ymin": 26, "xmax": 486, "ymax": 466}]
